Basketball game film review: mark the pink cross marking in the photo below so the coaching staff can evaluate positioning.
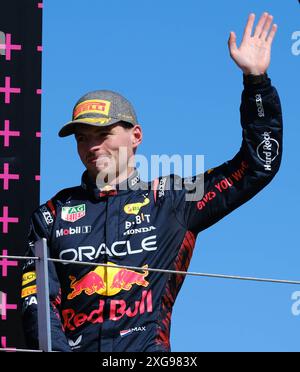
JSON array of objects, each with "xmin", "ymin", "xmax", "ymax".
[
  {"xmin": 0, "ymin": 34, "xmax": 22, "ymax": 61},
  {"xmin": 35, "ymin": 175, "xmax": 40, "ymax": 181},
  {"xmin": 35, "ymin": 131, "xmax": 41, "ymax": 138},
  {"xmin": 0, "ymin": 249, "xmax": 18, "ymax": 277},
  {"xmin": 0, "ymin": 206, "xmax": 19, "ymax": 233},
  {"xmin": 0, "ymin": 292, "xmax": 17, "ymax": 320},
  {"xmin": 36, "ymin": 89, "xmax": 42, "ymax": 95},
  {"xmin": 0, "ymin": 120, "xmax": 20, "ymax": 147},
  {"xmin": 0, "ymin": 163, "xmax": 20, "ymax": 190},
  {"xmin": 37, "ymin": 45, "xmax": 43, "ymax": 52},
  {"xmin": 1, "ymin": 336, "xmax": 16, "ymax": 352},
  {"xmin": 38, "ymin": 3, "xmax": 43, "ymax": 8},
  {"xmin": 0, "ymin": 77, "xmax": 21, "ymax": 104}
]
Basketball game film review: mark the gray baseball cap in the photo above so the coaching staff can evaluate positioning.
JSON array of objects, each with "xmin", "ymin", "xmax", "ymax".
[{"xmin": 58, "ymin": 90, "xmax": 138, "ymax": 137}]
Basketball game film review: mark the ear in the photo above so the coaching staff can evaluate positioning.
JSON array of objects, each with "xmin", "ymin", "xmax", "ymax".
[{"xmin": 131, "ymin": 125, "xmax": 143, "ymax": 150}]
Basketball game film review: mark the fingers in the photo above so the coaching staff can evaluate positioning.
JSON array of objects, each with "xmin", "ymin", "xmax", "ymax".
[
  {"xmin": 228, "ymin": 31, "xmax": 238, "ymax": 55},
  {"xmin": 242, "ymin": 13, "xmax": 255, "ymax": 41},
  {"xmin": 254, "ymin": 12, "xmax": 269, "ymax": 38},
  {"xmin": 251, "ymin": 12, "xmax": 277, "ymax": 42},
  {"xmin": 260, "ymin": 14, "xmax": 274, "ymax": 40},
  {"xmin": 266, "ymin": 23, "xmax": 278, "ymax": 44}
]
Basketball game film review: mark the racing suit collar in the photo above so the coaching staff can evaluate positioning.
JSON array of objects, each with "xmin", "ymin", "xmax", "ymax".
[{"xmin": 81, "ymin": 169, "xmax": 141, "ymax": 200}]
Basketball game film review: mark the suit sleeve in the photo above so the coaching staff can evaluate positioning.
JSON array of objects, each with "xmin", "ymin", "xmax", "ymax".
[
  {"xmin": 21, "ymin": 204, "xmax": 72, "ymax": 351},
  {"xmin": 172, "ymin": 74, "xmax": 283, "ymax": 233}
]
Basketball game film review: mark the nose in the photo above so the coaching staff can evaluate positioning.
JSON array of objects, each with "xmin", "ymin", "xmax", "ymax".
[{"xmin": 88, "ymin": 142, "xmax": 100, "ymax": 153}]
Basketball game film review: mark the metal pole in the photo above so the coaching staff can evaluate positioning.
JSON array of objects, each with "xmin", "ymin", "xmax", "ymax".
[{"xmin": 35, "ymin": 238, "xmax": 52, "ymax": 352}]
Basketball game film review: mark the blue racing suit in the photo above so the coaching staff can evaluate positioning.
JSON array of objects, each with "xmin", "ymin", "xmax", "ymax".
[{"xmin": 21, "ymin": 74, "xmax": 283, "ymax": 352}]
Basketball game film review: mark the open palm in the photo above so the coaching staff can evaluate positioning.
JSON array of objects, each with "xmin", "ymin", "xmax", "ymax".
[{"xmin": 228, "ymin": 13, "xmax": 278, "ymax": 76}]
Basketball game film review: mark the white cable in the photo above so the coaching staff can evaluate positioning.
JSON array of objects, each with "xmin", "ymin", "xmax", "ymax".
[
  {"xmin": 1, "ymin": 254, "xmax": 300, "ymax": 286},
  {"xmin": 49, "ymin": 258, "xmax": 300, "ymax": 286},
  {"xmin": 0, "ymin": 255, "xmax": 39, "ymax": 261},
  {"xmin": 0, "ymin": 348, "xmax": 43, "ymax": 352}
]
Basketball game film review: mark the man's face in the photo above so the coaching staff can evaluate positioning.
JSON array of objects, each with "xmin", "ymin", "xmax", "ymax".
[{"xmin": 75, "ymin": 123, "xmax": 141, "ymax": 182}]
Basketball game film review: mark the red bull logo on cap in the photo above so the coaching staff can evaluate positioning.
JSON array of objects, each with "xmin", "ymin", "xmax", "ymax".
[{"xmin": 67, "ymin": 263, "xmax": 149, "ymax": 299}]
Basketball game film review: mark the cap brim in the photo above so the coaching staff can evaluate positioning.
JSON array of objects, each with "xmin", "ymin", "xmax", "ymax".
[{"xmin": 58, "ymin": 118, "xmax": 124, "ymax": 137}]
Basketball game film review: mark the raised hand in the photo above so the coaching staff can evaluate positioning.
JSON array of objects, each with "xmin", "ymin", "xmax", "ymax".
[{"xmin": 228, "ymin": 13, "xmax": 278, "ymax": 76}]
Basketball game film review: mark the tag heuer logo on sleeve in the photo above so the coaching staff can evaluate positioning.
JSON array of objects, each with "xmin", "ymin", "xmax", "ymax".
[{"xmin": 61, "ymin": 204, "xmax": 86, "ymax": 222}]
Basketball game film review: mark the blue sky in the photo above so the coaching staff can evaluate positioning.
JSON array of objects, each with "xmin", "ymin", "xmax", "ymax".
[{"xmin": 42, "ymin": 0, "xmax": 300, "ymax": 351}]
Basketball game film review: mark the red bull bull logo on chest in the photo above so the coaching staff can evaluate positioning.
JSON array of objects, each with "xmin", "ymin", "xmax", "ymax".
[{"xmin": 67, "ymin": 263, "xmax": 149, "ymax": 299}]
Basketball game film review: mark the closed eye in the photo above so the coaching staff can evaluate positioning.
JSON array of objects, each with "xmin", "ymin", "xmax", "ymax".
[
  {"xmin": 75, "ymin": 134, "xmax": 85, "ymax": 142},
  {"xmin": 75, "ymin": 130, "xmax": 113, "ymax": 142}
]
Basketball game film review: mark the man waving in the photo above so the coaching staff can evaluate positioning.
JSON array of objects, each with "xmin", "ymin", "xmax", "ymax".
[{"xmin": 21, "ymin": 13, "xmax": 282, "ymax": 352}]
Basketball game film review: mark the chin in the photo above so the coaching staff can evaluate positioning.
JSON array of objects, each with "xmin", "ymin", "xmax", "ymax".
[{"xmin": 96, "ymin": 167, "xmax": 118, "ymax": 179}]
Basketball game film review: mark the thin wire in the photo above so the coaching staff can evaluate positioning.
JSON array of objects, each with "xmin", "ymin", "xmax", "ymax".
[
  {"xmin": 0, "ymin": 255, "xmax": 39, "ymax": 261},
  {"xmin": 48, "ymin": 258, "xmax": 300, "ymax": 286},
  {"xmin": 0, "ymin": 348, "xmax": 43, "ymax": 352},
  {"xmin": 1, "ymin": 254, "xmax": 300, "ymax": 286}
]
